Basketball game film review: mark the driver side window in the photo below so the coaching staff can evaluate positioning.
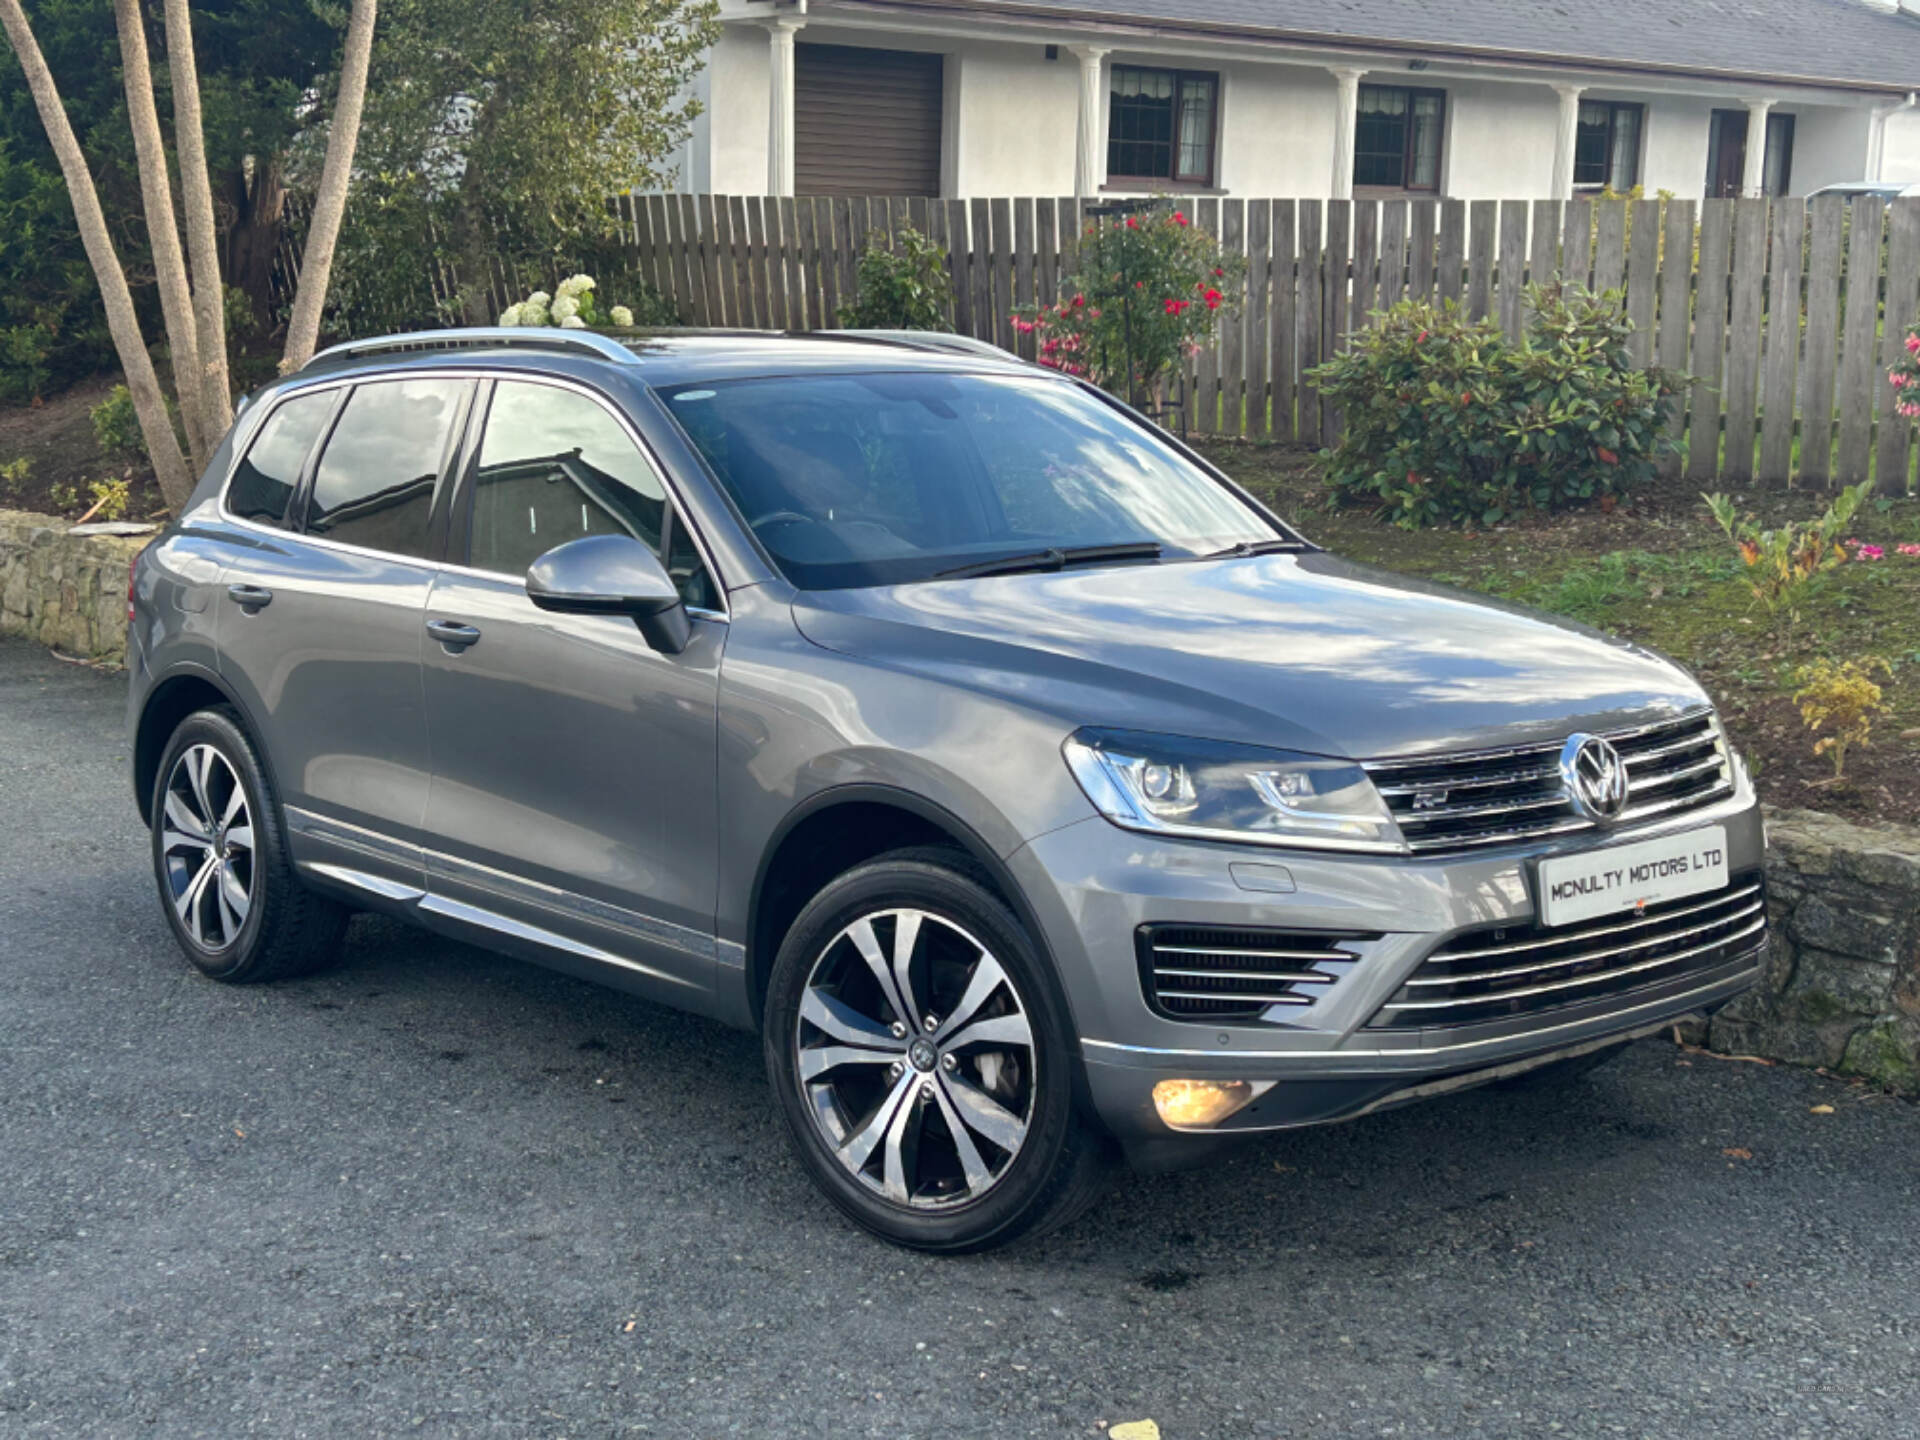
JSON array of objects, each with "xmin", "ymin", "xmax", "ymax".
[{"xmin": 470, "ymin": 380, "xmax": 715, "ymax": 608}]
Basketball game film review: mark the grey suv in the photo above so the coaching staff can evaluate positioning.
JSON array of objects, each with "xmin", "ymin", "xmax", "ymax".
[{"xmin": 129, "ymin": 328, "xmax": 1767, "ymax": 1252}]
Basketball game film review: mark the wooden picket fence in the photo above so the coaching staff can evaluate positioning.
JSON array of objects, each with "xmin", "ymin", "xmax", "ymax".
[{"xmin": 605, "ymin": 192, "xmax": 1920, "ymax": 493}]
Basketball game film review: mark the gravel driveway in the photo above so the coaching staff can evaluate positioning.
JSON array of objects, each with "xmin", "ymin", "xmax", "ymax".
[{"xmin": 2, "ymin": 638, "xmax": 1916, "ymax": 1439}]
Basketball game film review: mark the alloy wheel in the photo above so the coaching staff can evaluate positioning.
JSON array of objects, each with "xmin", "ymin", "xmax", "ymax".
[
  {"xmin": 160, "ymin": 744, "xmax": 255, "ymax": 952},
  {"xmin": 794, "ymin": 908, "xmax": 1037, "ymax": 1210}
]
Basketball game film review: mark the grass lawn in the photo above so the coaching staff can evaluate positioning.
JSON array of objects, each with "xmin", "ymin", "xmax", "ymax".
[{"xmin": 1201, "ymin": 441, "xmax": 1920, "ymax": 827}]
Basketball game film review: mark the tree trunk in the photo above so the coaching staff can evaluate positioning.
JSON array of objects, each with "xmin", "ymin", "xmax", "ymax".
[
  {"xmin": 281, "ymin": 0, "xmax": 376, "ymax": 372},
  {"xmin": 112, "ymin": 0, "xmax": 207, "ymax": 469},
  {"xmin": 162, "ymin": 0, "xmax": 232, "ymax": 439},
  {"xmin": 223, "ymin": 159, "xmax": 286, "ymax": 338},
  {"xmin": 0, "ymin": 0, "xmax": 196, "ymax": 512}
]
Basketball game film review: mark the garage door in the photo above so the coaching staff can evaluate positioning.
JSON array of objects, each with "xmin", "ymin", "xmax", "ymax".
[{"xmin": 795, "ymin": 44, "xmax": 944, "ymax": 197}]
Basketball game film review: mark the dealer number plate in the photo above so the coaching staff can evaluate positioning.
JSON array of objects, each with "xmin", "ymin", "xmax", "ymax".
[{"xmin": 1535, "ymin": 825, "xmax": 1729, "ymax": 928}]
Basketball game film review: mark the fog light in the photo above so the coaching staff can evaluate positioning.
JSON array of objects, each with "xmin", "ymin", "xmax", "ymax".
[{"xmin": 1152, "ymin": 1078, "xmax": 1264, "ymax": 1130}]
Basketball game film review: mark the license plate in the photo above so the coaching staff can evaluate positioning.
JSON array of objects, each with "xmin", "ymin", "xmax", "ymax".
[{"xmin": 1535, "ymin": 825, "xmax": 1729, "ymax": 928}]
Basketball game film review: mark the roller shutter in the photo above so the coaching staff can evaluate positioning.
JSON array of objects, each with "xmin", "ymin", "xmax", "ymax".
[{"xmin": 795, "ymin": 44, "xmax": 944, "ymax": 197}]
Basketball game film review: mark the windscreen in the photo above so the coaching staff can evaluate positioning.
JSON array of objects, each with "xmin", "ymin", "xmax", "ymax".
[{"xmin": 659, "ymin": 371, "xmax": 1276, "ymax": 589}]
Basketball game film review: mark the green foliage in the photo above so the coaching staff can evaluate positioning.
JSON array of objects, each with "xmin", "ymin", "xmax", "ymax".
[
  {"xmin": 835, "ymin": 227, "xmax": 953, "ymax": 332},
  {"xmin": 336, "ymin": 0, "xmax": 720, "ymax": 328},
  {"xmin": 1308, "ymin": 283, "xmax": 1680, "ymax": 528},
  {"xmin": 0, "ymin": 456, "xmax": 29, "ymax": 503},
  {"xmin": 1704, "ymin": 480, "xmax": 1870, "ymax": 622},
  {"xmin": 91, "ymin": 385, "xmax": 146, "ymax": 462},
  {"xmin": 1013, "ymin": 205, "xmax": 1243, "ymax": 408},
  {"xmin": 85, "ymin": 475, "xmax": 131, "ymax": 521},
  {"xmin": 1792, "ymin": 655, "xmax": 1893, "ymax": 780}
]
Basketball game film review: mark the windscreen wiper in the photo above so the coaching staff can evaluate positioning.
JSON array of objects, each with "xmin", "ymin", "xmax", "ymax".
[
  {"xmin": 1200, "ymin": 537, "xmax": 1310, "ymax": 559},
  {"xmin": 932, "ymin": 541, "xmax": 1164, "ymax": 581}
]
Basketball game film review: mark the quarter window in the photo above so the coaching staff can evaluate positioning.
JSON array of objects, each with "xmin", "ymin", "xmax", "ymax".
[
  {"xmin": 1107, "ymin": 66, "xmax": 1218, "ymax": 187},
  {"xmin": 227, "ymin": 390, "xmax": 334, "ymax": 527},
  {"xmin": 1574, "ymin": 101, "xmax": 1642, "ymax": 191},
  {"xmin": 305, "ymin": 379, "xmax": 465, "ymax": 558},
  {"xmin": 471, "ymin": 380, "xmax": 714, "ymax": 606},
  {"xmin": 1354, "ymin": 85, "xmax": 1445, "ymax": 192}
]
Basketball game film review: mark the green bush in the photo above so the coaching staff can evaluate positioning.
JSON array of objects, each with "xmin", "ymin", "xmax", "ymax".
[
  {"xmin": 837, "ymin": 226, "xmax": 953, "ymax": 332},
  {"xmin": 91, "ymin": 385, "xmax": 146, "ymax": 462},
  {"xmin": 1309, "ymin": 283, "xmax": 1680, "ymax": 528}
]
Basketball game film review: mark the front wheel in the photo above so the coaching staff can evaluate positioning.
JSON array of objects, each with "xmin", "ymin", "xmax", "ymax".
[{"xmin": 763, "ymin": 849, "xmax": 1111, "ymax": 1252}]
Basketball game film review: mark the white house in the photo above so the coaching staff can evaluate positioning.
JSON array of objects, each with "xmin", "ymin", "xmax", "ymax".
[{"xmin": 677, "ymin": 0, "xmax": 1920, "ymax": 201}]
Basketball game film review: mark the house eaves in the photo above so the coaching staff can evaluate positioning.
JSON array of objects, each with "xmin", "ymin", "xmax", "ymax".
[{"xmin": 808, "ymin": 0, "xmax": 1920, "ymax": 97}]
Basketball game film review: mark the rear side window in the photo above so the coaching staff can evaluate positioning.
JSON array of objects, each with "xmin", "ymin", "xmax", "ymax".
[
  {"xmin": 227, "ymin": 391, "xmax": 334, "ymax": 526},
  {"xmin": 304, "ymin": 379, "xmax": 465, "ymax": 558}
]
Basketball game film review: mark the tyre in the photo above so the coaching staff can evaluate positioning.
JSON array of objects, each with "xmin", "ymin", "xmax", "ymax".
[
  {"xmin": 763, "ymin": 847, "xmax": 1112, "ymax": 1253},
  {"xmin": 1495, "ymin": 1041, "xmax": 1629, "ymax": 1091},
  {"xmin": 150, "ymin": 707, "xmax": 349, "ymax": 983}
]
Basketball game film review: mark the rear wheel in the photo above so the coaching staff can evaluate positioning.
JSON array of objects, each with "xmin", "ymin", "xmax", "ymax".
[
  {"xmin": 150, "ymin": 708, "xmax": 348, "ymax": 983},
  {"xmin": 764, "ymin": 848, "xmax": 1111, "ymax": 1252}
]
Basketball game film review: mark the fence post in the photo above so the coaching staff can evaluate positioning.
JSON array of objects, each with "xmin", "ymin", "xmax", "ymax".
[
  {"xmin": 1836, "ymin": 195, "xmax": 1889, "ymax": 485},
  {"xmin": 1497, "ymin": 200, "xmax": 1528, "ymax": 341},
  {"xmin": 1800, "ymin": 194, "xmax": 1847, "ymax": 487},
  {"xmin": 1685, "ymin": 200, "xmax": 1733, "ymax": 483},
  {"xmin": 1875, "ymin": 198, "xmax": 1920, "ymax": 493},
  {"xmin": 1759, "ymin": 200, "xmax": 1805, "ymax": 486},
  {"xmin": 1655, "ymin": 200, "xmax": 1697, "ymax": 475},
  {"xmin": 1721, "ymin": 198, "xmax": 1770, "ymax": 484}
]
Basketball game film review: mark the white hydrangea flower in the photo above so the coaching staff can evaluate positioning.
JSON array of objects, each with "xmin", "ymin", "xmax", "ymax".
[
  {"xmin": 609, "ymin": 305, "xmax": 634, "ymax": 327},
  {"xmin": 550, "ymin": 294, "xmax": 581, "ymax": 322},
  {"xmin": 521, "ymin": 299, "xmax": 550, "ymax": 327},
  {"xmin": 558, "ymin": 315, "xmax": 587, "ymax": 329},
  {"xmin": 497, "ymin": 303, "xmax": 524, "ymax": 327},
  {"xmin": 556, "ymin": 273, "xmax": 596, "ymax": 301},
  {"xmin": 526, "ymin": 291, "xmax": 551, "ymax": 307}
]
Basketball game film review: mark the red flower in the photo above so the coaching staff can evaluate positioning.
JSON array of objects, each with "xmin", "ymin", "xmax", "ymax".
[
  {"xmin": 1416, "ymin": 330, "xmax": 1429, "ymax": 344},
  {"xmin": 1204, "ymin": 288, "xmax": 1223, "ymax": 310},
  {"xmin": 1171, "ymin": 210, "xmax": 1189, "ymax": 226},
  {"xmin": 1213, "ymin": 267, "xmax": 1225, "ymax": 278},
  {"xmin": 1072, "ymin": 293, "xmax": 1087, "ymax": 308},
  {"xmin": 1126, "ymin": 215, "xmax": 1140, "ymax": 229},
  {"xmin": 1460, "ymin": 392, "xmax": 1473, "ymax": 405}
]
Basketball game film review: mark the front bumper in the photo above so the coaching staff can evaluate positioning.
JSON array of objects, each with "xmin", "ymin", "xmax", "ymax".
[{"xmin": 1006, "ymin": 787, "xmax": 1766, "ymax": 1164}]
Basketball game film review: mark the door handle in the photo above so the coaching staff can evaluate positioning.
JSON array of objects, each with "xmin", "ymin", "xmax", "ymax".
[
  {"xmin": 227, "ymin": 583, "xmax": 273, "ymax": 611},
  {"xmin": 426, "ymin": 618, "xmax": 482, "ymax": 652}
]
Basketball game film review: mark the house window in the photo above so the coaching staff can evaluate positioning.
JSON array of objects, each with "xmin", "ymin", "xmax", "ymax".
[
  {"xmin": 1107, "ymin": 65, "xmax": 1218, "ymax": 186},
  {"xmin": 1764, "ymin": 113, "xmax": 1795, "ymax": 197},
  {"xmin": 1354, "ymin": 85, "xmax": 1445, "ymax": 191},
  {"xmin": 1574, "ymin": 101, "xmax": 1643, "ymax": 190}
]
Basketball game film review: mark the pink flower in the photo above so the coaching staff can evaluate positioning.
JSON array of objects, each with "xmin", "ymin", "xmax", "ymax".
[
  {"xmin": 1907, "ymin": 332, "xmax": 1920, "ymax": 355},
  {"xmin": 1012, "ymin": 318, "xmax": 1036, "ymax": 334},
  {"xmin": 1897, "ymin": 543, "xmax": 1920, "ymax": 556},
  {"xmin": 1856, "ymin": 544, "xmax": 1886, "ymax": 561},
  {"xmin": 1894, "ymin": 372, "xmax": 1910, "ymax": 388}
]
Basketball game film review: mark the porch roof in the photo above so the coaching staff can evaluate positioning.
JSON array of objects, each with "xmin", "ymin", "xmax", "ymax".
[{"xmin": 912, "ymin": 0, "xmax": 1920, "ymax": 94}]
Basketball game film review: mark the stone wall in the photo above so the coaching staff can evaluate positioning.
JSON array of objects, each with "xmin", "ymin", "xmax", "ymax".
[
  {"xmin": 0, "ymin": 509, "xmax": 146, "ymax": 663},
  {"xmin": 1708, "ymin": 808, "xmax": 1920, "ymax": 1095}
]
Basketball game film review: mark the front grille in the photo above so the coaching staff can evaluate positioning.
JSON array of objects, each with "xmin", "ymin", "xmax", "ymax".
[
  {"xmin": 1365, "ymin": 709, "xmax": 1733, "ymax": 856},
  {"xmin": 1138, "ymin": 924, "xmax": 1376, "ymax": 1022},
  {"xmin": 1366, "ymin": 875, "xmax": 1766, "ymax": 1031}
]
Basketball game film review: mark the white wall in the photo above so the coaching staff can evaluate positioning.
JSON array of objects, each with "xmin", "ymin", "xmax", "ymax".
[
  {"xmin": 949, "ymin": 42, "xmax": 1078, "ymax": 196},
  {"xmin": 699, "ymin": 24, "xmax": 771, "ymax": 195},
  {"xmin": 1641, "ymin": 97, "xmax": 1714, "ymax": 196},
  {"xmin": 1790, "ymin": 106, "xmax": 1875, "ymax": 191},
  {"xmin": 1440, "ymin": 80, "xmax": 1559, "ymax": 199},
  {"xmin": 1881, "ymin": 109, "xmax": 1920, "ymax": 182}
]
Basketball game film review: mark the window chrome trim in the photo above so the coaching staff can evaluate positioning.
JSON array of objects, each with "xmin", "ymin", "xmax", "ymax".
[{"xmin": 215, "ymin": 364, "xmax": 730, "ymax": 618}]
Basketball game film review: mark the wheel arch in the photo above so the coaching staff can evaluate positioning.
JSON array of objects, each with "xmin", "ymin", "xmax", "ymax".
[
  {"xmin": 745, "ymin": 784, "xmax": 1076, "ymax": 1049},
  {"xmin": 133, "ymin": 664, "xmax": 277, "ymax": 826}
]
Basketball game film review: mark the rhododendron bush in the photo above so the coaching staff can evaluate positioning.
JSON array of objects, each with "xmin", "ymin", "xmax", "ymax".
[
  {"xmin": 1309, "ymin": 283, "xmax": 1679, "ymax": 529},
  {"xmin": 1011, "ymin": 206, "xmax": 1244, "ymax": 412}
]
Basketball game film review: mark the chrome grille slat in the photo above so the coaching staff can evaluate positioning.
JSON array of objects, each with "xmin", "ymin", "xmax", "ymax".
[
  {"xmin": 1379, "ymin": 915, "xmax": 1766, "ymax": 1013},
  {"xmin": 1403, "ymin": 897, "xmax": 1765, "ymax": 988},
  {"xmin": 1366, "ymin": 709, "xmax": 1732, "ymax": 857},
  {"xmin": 1139, "ymin": 925, "xmax": 1375, "ymax": 1022},
  {"xmin": 1428, "ymin": 882, "xmax": 1765, "ymax": 964},
  {"xmin": 1367, "ymin": 874, "xmax": 1767, "ymax": 1031}
]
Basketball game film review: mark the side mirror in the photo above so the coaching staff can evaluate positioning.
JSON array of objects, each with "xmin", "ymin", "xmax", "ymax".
[{"xmin": 525, "ymin": 534, "xmax": 692, "ymax": 655}]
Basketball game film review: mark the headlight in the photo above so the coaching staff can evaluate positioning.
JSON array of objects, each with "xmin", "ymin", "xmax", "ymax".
[{"xmin": 1062, "ymin": 728, "xmax": 1406, "ymax": 854}]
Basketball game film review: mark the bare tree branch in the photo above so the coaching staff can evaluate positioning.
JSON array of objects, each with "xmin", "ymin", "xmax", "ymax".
[
  {"xmin": 162, "ymin": 0, "xmax": 233, "ymax": 439},
  {"xmin": 112, "ymin": 0, "xmax": 207, "ymax": 469},
  {"xmin": 0, "ymin": 0, "xmax": 196, "ymax": 511},
  {"xmin": 282, "ymin": 0, "xmax": 376, "ymax": 372}
]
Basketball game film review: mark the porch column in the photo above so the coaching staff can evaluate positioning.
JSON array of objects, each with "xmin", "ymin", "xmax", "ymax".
[
  {"xmin": 1328, "ymin": 67, "xmax": 1366, "ymax": 200},
  {"xmin": 1741, "ymin": 97, "xmax": 1776, "ymax": 196},
  {"xmin": 1071, "ymin": 45, "xmax": 1109, "ymax": 197},
  {"xmin": 765, "ymin": 16, "xmax": 805, "ymax": 196},
  {"xmin": 1550, "ymin": 84, "xmax": 1586, "ymax": 200}
]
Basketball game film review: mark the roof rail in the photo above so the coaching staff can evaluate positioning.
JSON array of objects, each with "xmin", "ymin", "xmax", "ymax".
[
  {"xmin": 301, "ymin": 326, "xmax": 640, "ymax": 373},
  {"xmin": 820, "ymin": 330, "xmax": 1027, "ymax": 363}
]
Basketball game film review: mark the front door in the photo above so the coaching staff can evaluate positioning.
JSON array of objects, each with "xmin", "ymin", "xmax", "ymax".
[
  {"xmin": 418, "ymin": 376, "xmax": 726, "ymax": 1005},
  {"xmin": 1708, "ymin": 109, "xmax": 1748, "ymax": 198},
  {"xmin": 217, "ymin": 376, "xmax": 471, "ymax": 896}
]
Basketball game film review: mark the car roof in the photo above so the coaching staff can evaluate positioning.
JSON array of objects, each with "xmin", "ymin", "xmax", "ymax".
[{"xmin": 286, "ymin": 327, "xmax": 1040, "ymax": 392}]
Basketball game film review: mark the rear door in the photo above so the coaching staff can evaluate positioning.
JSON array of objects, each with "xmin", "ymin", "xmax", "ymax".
[
  {"xmin": 217, "ymin": 375, "xmax": 473, "ymax": 896},
  {"xmin": 417, "ymin": 376, "xmax": 726, "ymax": 1005}
]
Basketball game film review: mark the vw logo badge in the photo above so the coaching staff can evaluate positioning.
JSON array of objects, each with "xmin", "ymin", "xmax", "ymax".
[{"xmin": 1559, "ymin": 733, "xmax": 1629, "ymax": 823}]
